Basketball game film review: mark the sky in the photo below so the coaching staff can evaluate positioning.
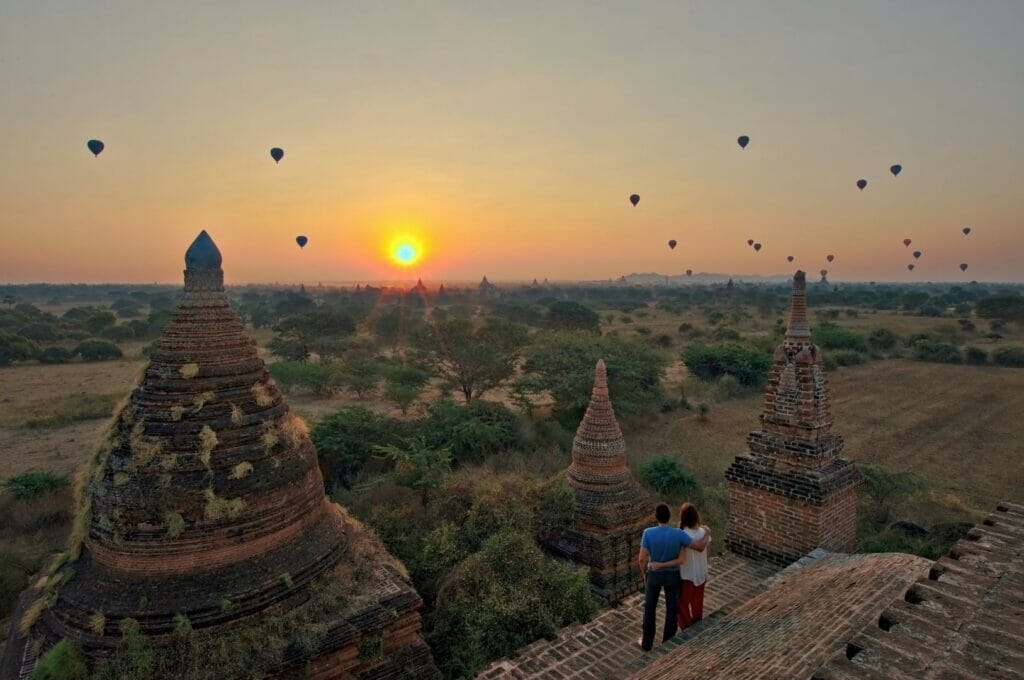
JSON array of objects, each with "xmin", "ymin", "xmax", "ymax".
[{"xmin": 1, "ymin": 1, "xmax": 1022, "ymax": 284}]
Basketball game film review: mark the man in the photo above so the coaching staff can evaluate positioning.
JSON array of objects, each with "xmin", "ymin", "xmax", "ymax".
[{"xmin": 637, "ymin": 503, "xmax": 710, "ymax": 651}]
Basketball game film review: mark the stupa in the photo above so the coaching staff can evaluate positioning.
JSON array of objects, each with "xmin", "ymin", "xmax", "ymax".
[
  {"xmin": 13, "ymin": 231, "xmax": 436, "ymax": 678},
  {"xmin": 725, "ymin": 270, "xmax": 861, "ymax": 564},
  {"xmin": 542, "ymin": 360, "xmax": 651, "ymax": 603}
]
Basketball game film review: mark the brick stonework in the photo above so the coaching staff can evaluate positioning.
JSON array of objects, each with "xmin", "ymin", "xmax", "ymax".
[
  {"xmin": 477, "ymin": 553, "xmax": 779, "ymax": 679},
  {"xmin": 630, "ymin": 551, "xmax": 930, "ymax": 680},
  {"xmin": 726, "ymin": 270, "xmax": 861, "ymax": 564},
  {"xmin": 4, "ymin": 232, "xmax": 436, "ymax": 679},
  {"xmin": 814, "ymin": 500, "xmax": 1024, "ymax": 680},
  {"xmin": 541, "ymin": 360, "xmax": 652, "ymax": 603}
]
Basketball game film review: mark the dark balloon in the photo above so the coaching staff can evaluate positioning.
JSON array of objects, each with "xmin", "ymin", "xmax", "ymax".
[
  {"xmin": 87, "ymin": 139, "xmax": 104, "ymax": 156},
  {"xmin": 737, "ymin": 135, "xmax": 750, "ymax": 149},
  {"xmin": 753, "ymin": 243, "xmax": 762, "ymax": 252},
  {"xmin": 668, "ymin": 240, "xmax": 677, "ymax": 250},
  {"xmin": 820, "ymin": 269, "xmax": 828, "ymax": 277},
  {"xmin": 296, "ymin": 235, "xmax": 308, "ymax": 248},
  {"xmin": 686, "ymin": 269, "xmax": 693, "ymax": 277},
  {"xmin": 962, "ymin": 227, "xmax": 971, "ymax": 236},
  {"xmin": 960, "ymin": 263, "xmax": 969, "ymax": 272},
  {"xmin": 903, "ymin": 238, "xmax": 912, "ymax": 247},
  {"xmin": 629, "ymin": 194, "xmax": 640, "ymax": 207},
  {"xmin": 747, "ymin": 239, "xmax": 754, "ymax": 247},
  {"xmin": 270, "ymin": 147, "xmax": 284, "ymax": 163},
  {"xmin": 787, "ymin": 255, "xmax": 794, "ymax": 262},
  {"xmin": 890, "ymin": 164, "xmax": 902, "ymax": 177},
  {"xmin": 826, "ymin": 254, "xmax": 835, "ymax": 263},
  {"xmin": 913, "ymin": 250, "xmax": 922, "ymax": 259},
  {"xmin": 856, "ymin": 179, "xmax": 867, "ymax": 190},
  {"xmin": 907, "ymin": 264, "xmax": 915, "ymax": 271}
]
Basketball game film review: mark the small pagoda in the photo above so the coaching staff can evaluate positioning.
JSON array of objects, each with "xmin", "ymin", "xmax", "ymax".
[
  {"xmin": 542, "ymin": 360, "xmax": 651, "ymax": 603},
  {"xmin": 12, "ymin": 232, "xmax": 436, "ymax": 678},
  {"xmin": 725, "ymin": 270, "xmax": 861, "ymax": 565}
]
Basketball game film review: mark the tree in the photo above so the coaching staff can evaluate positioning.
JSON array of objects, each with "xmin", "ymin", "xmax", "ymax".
[
  {"xmin": 546, "ymin": 300, "xmax": 600, "ymax": 333},
  {"xmin": 332, "ymin": 355, "xmax": 381, "ymax": 397},
  {"xmin": 682, "ymin": 343, "xmax": 771, "ymax": 388},
  {"xmin": 382, "ymin": 363, "xmax": 430, "ymax": 414},
  {"xmin": 266, "ymin": 335, "xmax": 309, "ymax": 362},
  {"xmin": 975, "ymin": 294, "xmax": 1024, "ymax": 323},
  {"xmin": 268, "ymin": 361, "xmax": 336, "ymax": 396},
  {"xmin": 74, "ymin": 339, "xmax": 123, "ymax": 361},
  {"xmin": 415, "ymin": 318, "xmax": 528, "ymax": 402},
  {"xmin": 311, "ymin": 407, "xmax": 404, "ymax": 488},
  {"xmin": 517, "ymin": 331, "xmax": 669, "ymax": 423},
  {"xmin": 374, "ymin": 436, "xmax": 453, "ymax": 504}
]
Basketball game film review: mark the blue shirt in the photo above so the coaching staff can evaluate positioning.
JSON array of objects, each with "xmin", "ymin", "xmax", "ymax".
[{"xmin": 641, "ymin": 525, "xmax": 692, "ymax": 572}]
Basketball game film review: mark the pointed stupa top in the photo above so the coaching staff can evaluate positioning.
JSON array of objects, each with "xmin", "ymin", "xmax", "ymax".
[
  {"xmin": 183, "ymin": 230, "xmax": 225, "ymax": 292},
  {"xmin": 568, "ymin": 360, "xmax": 631, "ymax": 489},
  {"xmin": 785, "ymin": 270, "xmax": 812, "ymax": 345}
]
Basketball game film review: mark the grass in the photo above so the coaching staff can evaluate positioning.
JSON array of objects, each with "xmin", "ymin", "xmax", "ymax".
[
  {"xmin": 1, "ymin": 472, "xmax": 68, "ymax": 499},
  {"xmin": 0, "ymin": 392, "xmax": 122, "ymax": 429},
  {"xmin": 203, "ymin": 489, "xmax": 246, "ymax": 521},
  {"xmin": 230, "ymin": 461, "xmax": 253, "ymax": 479}
]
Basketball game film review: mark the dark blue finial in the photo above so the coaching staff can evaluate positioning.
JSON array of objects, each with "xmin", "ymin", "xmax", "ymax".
[{"xmin": 185, "ymin": 230, "xmax": 222, "ymax": 270}]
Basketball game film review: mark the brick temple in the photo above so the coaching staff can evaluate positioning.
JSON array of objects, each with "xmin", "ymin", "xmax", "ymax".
[
  {"xmin": 725, "ymin": 269, "xmax": 861, "ymax": 564},
  {"xmin": 4, "ymin": 232, "xmax": 436, "ymax": 679},
  {"xmin": 542, "ymin": 360, "xmax": 651, "ymax": 603}
]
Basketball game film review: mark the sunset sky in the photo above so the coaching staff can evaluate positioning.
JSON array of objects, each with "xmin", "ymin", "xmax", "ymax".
[{"xmin": 2, "ymin": 1, "xmax": 1022, "ymax": 284}]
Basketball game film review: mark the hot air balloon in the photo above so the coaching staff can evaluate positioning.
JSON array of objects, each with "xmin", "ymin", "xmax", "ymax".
[
  {"xmin": 913, "ymin": 251, "xmax": 922, "ymax": 259},
  {"xmin": 903, "ymin": 238, "xmax": 912, "ymax": 247},
  {"xmin": 270, "ymin": 147, "xmax": 284, "ymax": 163},
  {"xmin": 753, "ymin": 243, "xmax": 762, "ymax": 252},
  {"xmin": 747, "ymin": 239, "xmax": 754, "ymax": 247},
  {"xmin": 962, "ymin": 227, "xmax": 971, "ymax": 236},
  {"xmin": 86, "ymin": 139, "xmax": 104, "ymax": 156},
  {"xmin": 907, "ymin": 264, "xmax": 915, "ymax": 271},
  {"xmin": 668, "ymin": 240, "xmax": 677, "ymax": 250},
  {"xmin": 787, "ymin": 255, "xmax": 794, "ymax": 262},
  {"xmin": 960, "ymin": 263, "xmax": 969, "ymax": 272},
  {"xmin": 820, "ymin": 269, "xmax": 828, "ymax": 277},
  {"xmin": 856, "ymin": 179, "xmax": 867, "ymax": 190},
  {"xmin": 686, "ymin": 269, "xmax": 693, "ymax": 277},
  {"xmin": 296, "ymin": 235, "xmax": 308, "ymax": 248},
  {"xmin": 826, "ymin": 254, "xmax": 835, "ymax": 263},
  {"xmin": 629, "ymin": 194, "xmax": 640, "ymax": 207},
  {"xmin": 890, "ymin": 164, "xmax": 902, "ymax": 177},
  {"xmin": 737, "ymin": 135, "xmax": 749, "ymax": 149}
]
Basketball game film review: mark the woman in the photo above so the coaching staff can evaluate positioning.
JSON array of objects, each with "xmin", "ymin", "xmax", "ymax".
[{"xmin": 676, "ymin": 502, "xmax": 709, "ymax": 631}]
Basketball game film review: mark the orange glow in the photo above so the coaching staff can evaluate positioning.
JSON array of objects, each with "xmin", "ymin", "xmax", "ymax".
[{"xmin": 385, "ymin": 229, "xmax": 426, "ymax": 269}]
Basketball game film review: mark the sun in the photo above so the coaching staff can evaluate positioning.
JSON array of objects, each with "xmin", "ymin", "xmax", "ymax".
[{"xmin": 386, "ymin": 232, "xmax": 425, "ymax": 268}]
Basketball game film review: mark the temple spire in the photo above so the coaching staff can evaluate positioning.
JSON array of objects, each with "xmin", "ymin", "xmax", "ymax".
[
  {"xmin": 183, "ymin": 230, "xmax": 225, "ymax": 292},
  {"xmin": 785, "ymin": 270, "xmax": 811, "ymax": 345}
]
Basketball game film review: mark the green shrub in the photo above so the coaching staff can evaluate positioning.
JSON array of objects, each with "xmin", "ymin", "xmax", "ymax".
[
  {"xmin": 31, "ymin": 639, "xmax": 88, "ymax": 680},
  {"xmin": 311, "ymin": 407, "xmax": 404, "ymax": 487},
  {"xmin": 831, "ymin": 349, "xmax": 868, "ymax": 367},
  {"xmin": 268, "ymin": 360, "xmax": 335, "ymax": 396},
  {"xmin": 682, "ymin": 343, "xmax": 771, "ymax": 388},
  {"xmin": 912, "ymin": 339, "xmax": 961, "ymax": 364},
  {"xmin": 963, "ymin": 346, "xmax": 988, "ymax": 365},
  {"xmin": 991, "ymin": 345, "xmax": 1024, "ymax": 367},
  {"xmin": 420, "ymin": 400, "xmax": 523, "ymax": 465},
  {"xmin": 546, "ymin": 301, "xmax": 600, "ymax": 333},
  {"xmin": 382, "ymin": 363, "xmax": 430, "ymax": 414},
  {"xmin": 73, "ymin": 339, "xmax": 122, "ymax": 361},
  {"xmin": 811, "ymin": 323, "xmax": 869, "ymax": 353},
  {"xmin": 0, "ymin": 332, "xmax": 39, "ymax": 365},
  {"xmin": 634, "ymin": 325, "xmax": 652, "ymax": 336},
  {"xmin": 859, "ymin": 527, "xmax": 946, "ymax": 561},
  {"xmin": 332, "ymin": 355, "xmax": 381, "ymax": 397},
  {"xmin": 38, "ymin": 346, "xmax": 75, "ymax": 364},
  {"xmin": 867, "ymin": 328, "xmax": 898, "ymax": 351},
  {"xmin": 2, "ymin": 472, "xmax": 69, "ymax": 499},
  {"xmin": 712, "ymin": 326, "xmax": 741, "ymax": 341},
  {"xmin": 639, "ymin": 457, "xmax": 699, "ymax": 497}
]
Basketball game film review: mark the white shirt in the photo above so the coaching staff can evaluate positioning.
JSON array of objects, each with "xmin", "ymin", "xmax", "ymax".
[{"xmin": 678, "ymin": 527, "xmax": 709, "ymax": 585}]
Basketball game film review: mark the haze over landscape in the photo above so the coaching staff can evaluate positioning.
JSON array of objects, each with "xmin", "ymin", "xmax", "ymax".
[{"xmin": 2, "ymin": 1, "xmax": 1023, "ymax": 283}]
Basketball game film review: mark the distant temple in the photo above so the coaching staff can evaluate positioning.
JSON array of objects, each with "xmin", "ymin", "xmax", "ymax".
[
  {"xmin": 542, "ymin": 360, "xmax": 651, "ymax": 603},
  {"xmin": 478, "ymin": 275, "xmax": 498, "ymax": 297},
  {"xmin": 410, "ymin": 277, "xmax": 428, "ymax": 296},
  {"xmin": 725, "ymin": 270, "xmax": 861, "ymax": 563},
  {"xmin": 4, "ymin": 232, "xmax": 436, "ymax": 678}
]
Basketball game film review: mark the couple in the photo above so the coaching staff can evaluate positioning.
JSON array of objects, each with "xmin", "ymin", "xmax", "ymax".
[{"xmin": 637, "ymin": 502, "xmax": 711, "ymax": 651}]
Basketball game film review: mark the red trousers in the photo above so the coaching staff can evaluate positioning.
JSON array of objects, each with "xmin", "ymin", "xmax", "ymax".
[{"xmin": 677, "ymin": 579, "xmax": 706, "ymax": 631}]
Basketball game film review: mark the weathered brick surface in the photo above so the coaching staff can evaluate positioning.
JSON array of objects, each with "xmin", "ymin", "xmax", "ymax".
[
  {"xmin": 630, "ymin": 552, "xmax": 931, "ymax": 680},
  {"xmin": 4, "ymin": 232, "xmax": 437, "ymax": 679},
  {"xmin": 726, "ymin": 271, "xmax": 860, "ymax": 564},
  {"xmin": 814, "ymin": 500, "xmax": 1024, "ymax": 680},
  {"xmin": 542, "ymin": 360, "xmax": 652, "ymax": 603},
  {"xmin": 477, "ymin": 553, "xmax": 779, "ymax": 679}
]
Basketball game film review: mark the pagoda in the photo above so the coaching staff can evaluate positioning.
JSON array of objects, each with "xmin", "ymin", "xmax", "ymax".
[
  {"xmin": 542, "ymin": 360, "xmax": 651, "ymax": 603},
  {"xmin": 725, "ymin": 270, "xmax": 861, "ymax": 564},
  {"xmin": 13, "ymin": 232, "xmax": 436, "ymax": 678}
]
